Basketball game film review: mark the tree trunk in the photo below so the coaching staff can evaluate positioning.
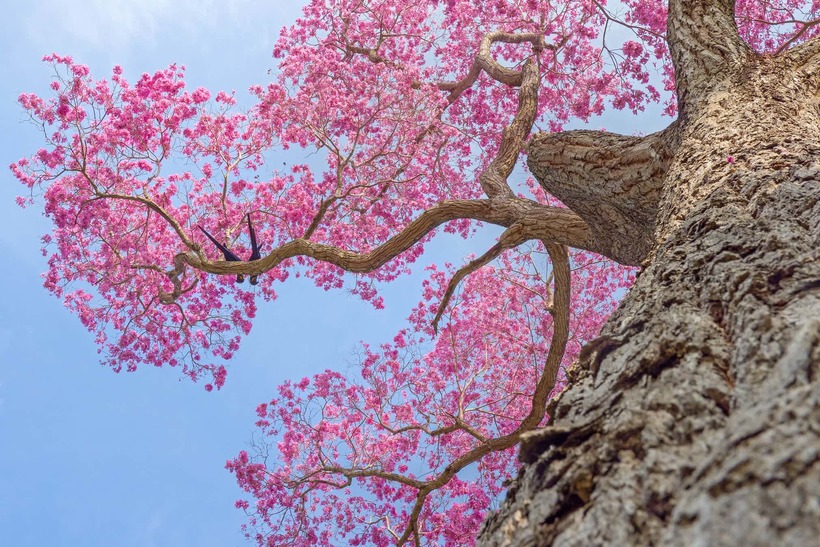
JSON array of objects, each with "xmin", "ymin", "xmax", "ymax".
[{"xmin": 478, "ymin": 2, "xmax": 820, "ymax": 545}]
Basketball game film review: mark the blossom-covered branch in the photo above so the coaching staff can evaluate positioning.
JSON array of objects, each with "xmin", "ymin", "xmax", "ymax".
[{"xmin": 13, "ymin": 0, "xmax": 819, "ymax": 544}]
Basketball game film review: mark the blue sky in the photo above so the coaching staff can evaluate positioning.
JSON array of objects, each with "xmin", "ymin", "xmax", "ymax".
[
  {"xmin": 0, "ymin": 4, "xmax": 497, "ymax": 546},
  {"xmin": 0, "ymin": 3, "xmax": 385, "ymax": 546},
  {"xmin": 0, "ymin": 3, "xmax": 668, "ymax": 546}
]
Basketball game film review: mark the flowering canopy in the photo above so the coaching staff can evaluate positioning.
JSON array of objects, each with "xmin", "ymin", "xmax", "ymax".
[{"xmin": 12, "ymin": 0, "xmax": 819, "ymax": 545}]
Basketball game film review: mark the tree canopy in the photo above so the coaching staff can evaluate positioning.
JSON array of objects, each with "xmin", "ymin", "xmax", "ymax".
[{"xmin": 12, "ymin": 0, "xmax": 819, "ymax": 545}]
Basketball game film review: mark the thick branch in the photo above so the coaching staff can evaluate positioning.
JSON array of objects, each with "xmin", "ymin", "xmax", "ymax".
[
  {"xmin": 667, "ymin": 0, "xmax": 754, "ymax": 118},
  {"xmin": 479, "ymin": 58, "xmax": 540, "ymax": 199},
  {"xmin": 527, "ymin": 124, "xmax": 680, "ymax": 265},
  {"xmin": 396, "ymin": 243, "xmax": 571, "ymax": 546},
  {"xmin": 436, "ymin": 31, "xmax": 548, "ymax": 101},
  {"xmin": 347, "ymin": 30, "xmax": 550, "ymax": 104},
  {"xmin": 154, "ymin": 252, "xmax": 197, "ymax": 304},
  {"xmin": 534, "ymin": 243, "xmax": 570, "ymax": 405},
  {"xmin": 182, "ymin": 198, "xmax": 597, "ymax": 281}
]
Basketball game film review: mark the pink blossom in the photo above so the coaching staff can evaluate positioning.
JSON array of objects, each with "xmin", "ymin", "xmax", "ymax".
[{"xmin": 12, "ymin": 1, "xmax": 819, "ymax": 544}]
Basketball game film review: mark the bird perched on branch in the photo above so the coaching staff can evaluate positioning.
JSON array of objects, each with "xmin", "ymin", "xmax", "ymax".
[
  {"xmin": 246, "ymin": 213, "xmax": 262, "ymax": 285},
  {"xmin": 198, "ymin": 225, "xmax": 245, "ymax": 283},
  {"xmin": 199, "ymin": 215, "xmax": 263, "ymax": 284}
]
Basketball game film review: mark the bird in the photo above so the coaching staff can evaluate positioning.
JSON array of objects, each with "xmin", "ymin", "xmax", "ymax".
[
  {"xmin": 198, "ymin": 225, "xmax": 246, "ymax": 283},
  {"xmin": 246, "ymin": 214, "xmax": 262, "ymax": 285}
]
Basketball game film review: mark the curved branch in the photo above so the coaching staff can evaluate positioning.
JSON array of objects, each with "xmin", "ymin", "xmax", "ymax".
[
  {"xmin": 430, "ymin": 31, "xmax": 549, "ymax": 100},
  {"xmin": 474, "ymin": 31, "xmax": 547, "ymax": 86},
  {"xmin": 155, "ymin": 252, "xmax": 198, "ymax": 304},
  {"xmin": 84, "ymin": 191, "xmax": 198, "ymax": 252},
  {"xmin": 348, "ymin": 30, "xmax": 550, "ymax": 102},
  {"xmin": 432, "ymin": 224, "xmax": 529, "ymax": 333},
  {"xmin": 479, "ymin": 57, "xmax": 540, "ymax": 199},
  {"xmin": 319, "ymin": 465, "xmax": 426, "ymax": 490},
  {"xmin": 527, "ymin": 123, "xmax": 681, "ymax": 265},
  {"xmin": 181, "ymin": 198, "xmax": 596, "ymax": 281},
  {"xmin": 534, "ymin": 243, "xmax": 571, "ymax": 405},
  {"xmin": 396, "ymin": 243, "xmax": 571, "ymax": 546}
]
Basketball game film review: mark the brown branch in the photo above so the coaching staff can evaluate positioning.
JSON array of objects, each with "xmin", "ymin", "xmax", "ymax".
[
  {"xmin": 89, "ymin": 192, "xmax": 199, "ymax": 251},
  {"xmin": 395, "ymin": 242, "xmax": 571, "ymax": 546},
  {"xmin": 437, "ymin": 31, "xmax": 549, "ymax": 97},
  {"xmin": 344, "ymin": 44, "xmax": 404, "ymax": 69},
  {"xmin": 378, "ymin": 417, "xmax": 487, "ymax": 443},
  {"xmin": 534, "ymin": 243, "xmax": 571, "ymax": 406},
  {"xmin": 346, "ymin": 30, "xmax": 550, "ymax": 97},
  {"xmin": 478, "ymin": 57, "xmax": 540, "ymax": 199},
  {"xmin": 432, "ymin": 224, "xmax": 529, "ymax": 334},
  {"xmin": 180, "ymin": 198, "xmax": 595, "ymax": 284},
  {"xmin": 526, "ymin": 124, "xmax": 681, "ymax": 266},
  {"xmin": 155, "ymin": 252, "xmax": 198, "ymax": 304},
  {"xmin": 318, "ymin": 466, "xmax": 426, "ymax": 490}
]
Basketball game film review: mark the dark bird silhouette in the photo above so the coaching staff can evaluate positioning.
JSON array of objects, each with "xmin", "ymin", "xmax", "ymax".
[
  {"xmin": 198, "ymin": 225, "xmax": 246, "ymax": 283},
  {"xmin": 246, "ymin": 214, "xmax": 262, "ymax": 285}
]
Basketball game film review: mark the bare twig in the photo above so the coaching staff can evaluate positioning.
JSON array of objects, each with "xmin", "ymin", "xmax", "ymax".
[
  {"xmin": 393, "ymin": 242, "xmax": 571, "ymax": 545},
  {"xmin": 432, "ymin": 224, "xmax": 528, "ymax": 333}
]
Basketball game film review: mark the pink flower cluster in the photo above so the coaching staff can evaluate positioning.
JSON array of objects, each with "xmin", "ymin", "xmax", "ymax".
[
  {"xmin": 12, "ymin": 0, "xmax": 818, "ymax": 544},
  {"xmin": 227, "ymin": 250, "xmax": 633, "ymax": 545}
]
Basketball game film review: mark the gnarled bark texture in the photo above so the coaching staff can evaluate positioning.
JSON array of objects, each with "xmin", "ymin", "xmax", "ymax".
[{"xmin": 478, "ymin": 1, "xmax": 820, "ymax": 545}]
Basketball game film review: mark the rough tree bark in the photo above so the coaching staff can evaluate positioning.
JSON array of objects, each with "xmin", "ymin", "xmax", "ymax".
[{"xmin": 478, "ymin": 1, "xmax": 820, "ymax": 545}]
